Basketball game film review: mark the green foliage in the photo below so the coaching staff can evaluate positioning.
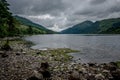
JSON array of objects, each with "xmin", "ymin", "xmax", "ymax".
[
  {"xmin": 0, "ymin": 0, "xmax": 19, "ymax": 37},
  {"xmin": 0, "ymin": 0, "xmax": 9, "ymax": 37}
]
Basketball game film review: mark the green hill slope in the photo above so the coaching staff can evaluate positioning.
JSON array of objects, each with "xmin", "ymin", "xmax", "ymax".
[
  {"xmin": 98, "ymin": 18, "xmax": 120, "ymax": 33},
  {"xmin": 14, "ymin": 15, "xmax": 55, "ymax": 34}
]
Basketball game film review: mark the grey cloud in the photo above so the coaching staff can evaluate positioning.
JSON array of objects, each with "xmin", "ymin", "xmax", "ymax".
[
  {"xmin": 108, "ymin": 4, "xmax": 120, "ymax": 13},
  {"xmin": 74, "ymin": 9, "xmax": 92, "ymax": 16},
  {"xmin": 74, "ymin": 0, "xmax": 120, "ymax": 18},
  {"xmin": 30, "ymin": 0, "xmax": 67, "ymax": 16}
]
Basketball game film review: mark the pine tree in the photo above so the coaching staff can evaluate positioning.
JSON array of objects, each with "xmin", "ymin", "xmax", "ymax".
[{"xmin": 0, "ymin": 0, "xmax": 18, "ymax": 37}]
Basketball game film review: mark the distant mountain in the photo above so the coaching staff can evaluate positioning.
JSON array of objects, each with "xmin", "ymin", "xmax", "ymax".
[
  {"xmin": 61, "ymin": 21, "xmax": 98, "ymax": 34},
  {"xmin": 61, "ymin": 18, "xmax": 120, "ymax": 34},
  {"xmin": 14, "ymin": 15, "xmax": 55, "ymax": 34}
]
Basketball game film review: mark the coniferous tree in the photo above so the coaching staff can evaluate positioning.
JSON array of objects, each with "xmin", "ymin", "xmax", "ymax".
[
  {"xmin": 0, "ymin": 0, "xmax": 19, "ymax": 37},
  {"xmin": 0, "ymin": 0, "xmax": 10, "ymax": 37}
]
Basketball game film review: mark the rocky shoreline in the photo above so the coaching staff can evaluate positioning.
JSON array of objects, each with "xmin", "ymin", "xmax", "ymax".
[{"xmin": 0, "ymin": 37, "xmax": 120, "ymax": 80}]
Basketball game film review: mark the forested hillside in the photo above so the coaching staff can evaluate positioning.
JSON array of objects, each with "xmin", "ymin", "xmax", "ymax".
[
  {"xmin": 14, "ymin": 16, "xmax": 55, "ymax": 34},
  {"xmin": 0, "ymin": 0, "xmax": 54, "ymax": 38}
]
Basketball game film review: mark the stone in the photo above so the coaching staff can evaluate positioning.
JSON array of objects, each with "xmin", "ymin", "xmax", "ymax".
[
  {"xmin": 69, "ymin": 71, "xmax": 80, "ymax": 80},
  {"xmin": 88, "ymin": 63, "xmax": 96, "ymax": 67},
  {"xmin": 87, "ymin": 74, "xmax": 95, "ymax": 80},
  {"xmin": 41, "ymin": 70, "xmax": 51, "ymax": 79},
  {"xmin": 1, "ymin": 53, "xmax": 8, "ymax": 58},
  {"xmin": 102, "ymin": 70, "xmax": 110, "ymax": 73},
  {"xmin": 27, "ymin": 70, "xmax": 43, "ymax": 80},
  {"xmin": 95, "ymin": 73, "xmax": 105, "ymax": 80},
  {"xmin": 110, "ymin": 62, "xmax": 117, "ymax": 67},
  {"xmin": 36, "ymin": 52, "xmax": 41, "ymax": 55},
  {"xmin": 81, "ymin": 68, "xmax": 87, "ymax": 74},
  {"xmin": 16, "ymin": 53, "xmax": 20, "ymax": 56},
  {"xmin": 111, "ymin": 70, "xmax": 120, "ymax": 80},
  {"xmin": 41, "ymin": 62, "xmax": 49, "ymax": 70},
  {"xmin": 0, "ymin": 51, "xmax": 4, "ymax": 54},
  {"xmin": 27, "ymin": 76, "xmax": 41, "ymax": 80},
  {"xmin": 104, "ymin": 63, "xmax": 117, "ymax": 71},
  {"xmin": 34, "ymin": 70, "xmax": 43, "ymax": 79}
]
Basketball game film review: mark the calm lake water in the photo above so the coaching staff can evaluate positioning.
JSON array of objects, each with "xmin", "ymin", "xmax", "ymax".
[{"xmin": 25, "ymin": 34, "xmax": 120, "ymax": 63}]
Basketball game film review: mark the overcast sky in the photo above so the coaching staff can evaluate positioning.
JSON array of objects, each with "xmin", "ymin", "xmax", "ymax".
[{"xmin": 7, "ymin": 0, "xmax": 120, "ymax": 31}]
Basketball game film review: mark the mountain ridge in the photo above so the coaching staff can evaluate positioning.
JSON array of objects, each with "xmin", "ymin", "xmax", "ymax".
[{"xmin": 61, "ymin": 18, "xmax": 120, "ymax": 34}]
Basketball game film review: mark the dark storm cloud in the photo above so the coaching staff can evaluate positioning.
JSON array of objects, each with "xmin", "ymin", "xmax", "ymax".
[
  {"xmin": 90, "ymin": 0, "xmax": 107, "ymax": 5},
  {"xmin": 30, "ymin": 0, "xmax": 67, "ymax": 16},
  {"xmin": 7, "ymin": 0, "xmax": 31, "ymax": 14},
  {"xmin": 108, "ymin": 3, "xmax": 120, "ymax": 13},
  {"xmin": 7, "ymin": 0, "xmax": 67, "ymax": 16},
  {"xmin": 74, "ymin": 0, "xmax": 120, "ymax": 18},
  {"xmin": 6, "ymin": 0, "xmax": 120, "ymax": 31}
]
